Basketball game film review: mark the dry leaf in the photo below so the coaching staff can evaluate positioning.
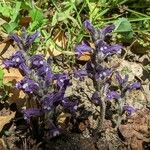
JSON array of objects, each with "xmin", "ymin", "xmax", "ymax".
[
  {"xmin": 0, "ymin": 112, "xmax": 16, "ymax": 132},
  {"xmin": 77, "ymin": 52, "xmax": 91, "ymax": 61},
  {"xmin": 19, "ymin": 16, "xmax": 32, "ymax": 27},
  {"xmin": 57, "ymin": 112, "xmax": 71, "ymax": 128},
  {"xmin": 0, "ymin": 42, "xmax": 15, "ymax": 60},
  {"xmin": 3, "ymin": 68, "xmax": 23, "ymax": 83},
  {"xmin": 78, "ymin": 119, "xmax": 90, "ymax": 131},
  {"xmin": 47, "ymin": 30, "xmax": 67, "ymax": 57},
  {"xmin": 3, "ymin": 68, "xmax": 25, "ymax": 106},
  {"xmin": 119, "ymin": 109, "xmax": 150, "ymax": 149}
]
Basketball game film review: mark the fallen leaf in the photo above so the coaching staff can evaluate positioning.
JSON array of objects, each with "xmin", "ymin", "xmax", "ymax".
[
  {"xmin": 0, "ymin": 42, "xmax": 15, "ymax": 60},
  {"xmin": 78, "ymin": 119, "xmax": 90, "ymax": 131},
  {"xmin": 3, "ymin": 68, "xmax": 25, "ymax": 106},
  {"xmin": 57, "ymin": 112, "xmax": 71, "ymax": 128},
  {"xmin": 77, "ymin": 52, "xmax": 91, "ymax": 61},
  {"xmin": 48, "ymin": 30, "xmax": 67, "ymax": 57},
  {"xmin": 19, "ymin": 16, "xmax": 32, "ymax": 27},
  {"xmin": 0, "ymin": 112, "xmax": 16, "ymax": 132},
  {"xmin": 119, "ymin": 109, "xmax": 150, "ymax": 149},
  {"xmin": 3, "ymin": 68, "xmax": 23, "ymax": 83}
]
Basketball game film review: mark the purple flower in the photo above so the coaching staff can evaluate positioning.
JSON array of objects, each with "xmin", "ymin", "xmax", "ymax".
[
  {"xmin": 37, "ymin": 63, "xmax": 52, "ymax": 79},
  {"xmin": 75, "ymin": 42, "xmax": 93, "ymax": 58},
  {"xmin": 16, "ymin": 77, "xmax": 39, "ymax": 94},
  {"xmin": 115, "ymin": 72, "xmax": 141, "ymax": 91},
  {"xmin": 95, "ymin": 67, "xmax": 112, "ymax": 80},
  {"xmin": 23, "ymin": 108, "xmax": 43, "ymax": 122},
  {"xmin": 91, "ymin": 91, "xmax": 101, "ymax": 105},
  {"xmin": 101, "ymin": 24, "xmax": 115, "ymax": 38},
  {"xmin": 62, "ymin": 98, "xmax": 78, "ymax": 112},
  {"xmin": 123, "ymin": 105, "xmax": 136, "ymax": 115},
  {"xmin": 53, "ymin": 73, "xmax": 70, "ymax": 90},
  {"xmin": 10, "ymin": 29, "xmax": 40, "ymax": 51},
  {"xmin": 107, "ymin": 91, "xmax": 120, "ymax": 100},
  {"xmin": 41, "ymin": 92, "xmax": 64, "ymax": 111},
  {"xmin": 86, "ymin": 61, "xmax": 94, "ymax": 74},
  {"xmin": 83, "ymin": 20, "xmax": 115, "ymax": 41},
  {"xmin": 49, "ymin": 128, "xmax": 61, "ymax": 138},
  {"xmin": 3, "ymin": 51, "xmax": 25, "ymax": 68},
  {"xmin": 84, "ymin": 20, "xmax": 95, "ymax": 34},
  {"xmin": 25, "ymin": 31, "xmax": 40, "ymax": 49},
  {"xmin": 96, "ymin": 40, "xmax": 122, "ymax": 56},
  {"xmin": 127, "ymin": 82, "xmax": 141, "ymax": 91},
  {"xmin": 10, "ymin": 34, "xmax": 22, "ymax": 49},
  {"xmin": 30, "ymin": 54, "xmax": 45, "ymax": 69},
  {"xmin": 115, "ymin": 72, "xmax": 129, "ymax": 87},
  {"xmin": 3, "ymin": 51, "xmax": 29, "ymax": 74},
  {"xmin": 19, "ymin": 63, "xmax": 30, "ymax": 75}
]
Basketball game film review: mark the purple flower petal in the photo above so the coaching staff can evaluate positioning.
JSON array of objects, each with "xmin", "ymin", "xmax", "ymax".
[
  {"xmin": 53, "ymin": 73, "xmax": 70, "ymax": 90},
  {"xmin": 25, "ymin": 31, "xmax": 40, "ymax": 50},
  {"xmin": 107, "ymin": 91, "xmax": 120, "ymax": 100},
  {"xmin": 75, "ymin": 42, "xmax": 93, "ymax": 58},
  {"xmin": 16, "ymin": 77, "xmax": 39, "ymax": 94},
  {"xmin": 96, "ymin": 40, "xmax": 122, "ymax": 56},
  {"xmin": 101, "ymin": 24, "xmax": 115, "ymax": 37},
  {"xmin": 30, "ymin": 54, "xmax": 45, "ymax": 69},
  {"xmin": 3, "ymin": 51, "xmax": 25, "ymax": 67},
  {"xmin": 10, "ymin": 33, "xmax": 21, "ymax": 46},
  {"xmin": 23, "ymin": 108, "xmax": 43, "ymax": 122},
  {"xmin": 84, "ymin": 20, "xmax": 115, "ymax": 41},
  {"xmin": 91, "ymin": 91, "xmax": 101, "ymax": 105},
  {"xmin": 10, "ymin": 29, "xmax": 40, "ymax": 51},
  {"xmin": 123, "ymin": 105, "xmax": 136, "ymax": 115},
  {"xmin": 3, "ymin": 51, "xmax": 29, "ymax": 74},
  {"xmin": 19, "ymin": 63, "xmax": 30, "ymax": 75},
  {"xmin": 115, "ymin": 72, "xmax": 129, "ymax": 87},
  {"xmin": 83, "ymin": 20, "xmax": 95, "ymax": 34},
  {"xmin": 37, "ymin": 63, "xmax": 52, "ymax": 79},
  {"xmin": 41, "ymin": 92, "xmax": 64, "ymax": 111},
  {"xmin": 127, "ymin": 82, "xmax": 141, "ymax": 91},
  {"xmin": 95, "ymin": 67, "xmax": 112, "ymax": 80},
  {"xmin": 62, "ymin": 97, "xmax": 78, "ymax": 112}
]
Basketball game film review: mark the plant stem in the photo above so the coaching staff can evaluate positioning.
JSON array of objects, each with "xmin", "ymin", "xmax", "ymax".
[{"xmin": 92, "ymin": 48, "xmax": 106, "ymax": 131}]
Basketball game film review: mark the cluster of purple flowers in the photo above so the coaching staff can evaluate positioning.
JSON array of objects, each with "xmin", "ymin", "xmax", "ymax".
[
  {"xmin": 3, "ymin": 28, "xmax": 78, "ymax": 137},
  {"xmin": 3, "ymin": 21, "xmax": 141, "ymax": 138},
  {"xmin": 74, "ymin": 20, "xmax": 141, "ymax": 116}
]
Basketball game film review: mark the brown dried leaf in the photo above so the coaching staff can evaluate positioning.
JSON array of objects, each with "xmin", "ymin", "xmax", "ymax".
[
  {"xmin": 3, "ymin": 68, "xmax": 25, "ymax": 106},
  {"xmin": 3, "ymin": 68, "xmax": 23, "ymax": 83},
  {"xmin": 57, "ymin": 112, "xmax": 71, "ymax": 128},
  {"xmin": 48, "ymin": 30, "xmax": 67, "ymax": 57},
  {"xmin": 0, "ymin": 42, "xmax": 15, "ymax": 60},
  {"xmin": 77, "ymin": 52, "xmax": 91, "ymax": 61},
  {"xmin": 119, "ymin": 109, "xmax": 150, "ymax": 149},
  {"xmin": 78, "ymin": 120, "xmax": 90, "ymax": 132},
  {"xmin": 19, "ymin": 16, "xmax": 32, "ymax": 27},
  {"xmin": 0, "ymin": 112, "xmax": 16, "ymax": 132}
]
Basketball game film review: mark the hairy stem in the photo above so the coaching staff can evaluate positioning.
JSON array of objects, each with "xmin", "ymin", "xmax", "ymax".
[{"xmin": 92, "ymin": 49, "xmax": 106, "ymax": 131}]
